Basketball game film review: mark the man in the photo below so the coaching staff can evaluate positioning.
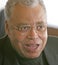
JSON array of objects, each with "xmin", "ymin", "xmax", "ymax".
[{"xmin": 0, "ymin": 0, "xmax": 58, "ymax": 65}]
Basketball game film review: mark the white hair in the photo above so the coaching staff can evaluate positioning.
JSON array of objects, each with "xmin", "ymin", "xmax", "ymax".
[{"xmin": 4, "ymin": 0, "xmax": 46, "ymax": 21}]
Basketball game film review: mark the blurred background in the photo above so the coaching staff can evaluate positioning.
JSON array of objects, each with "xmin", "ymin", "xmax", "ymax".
[{"xmin": 0, "ymin": 0, "xmax": 58, "ymax": 36}]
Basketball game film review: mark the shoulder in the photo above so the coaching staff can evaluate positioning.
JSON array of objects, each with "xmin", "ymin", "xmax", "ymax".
[
  {"xmin": 45, "ymin": 36, "xmax": 58, "ymax": 54},
  {"xmin": 47, "ymin": 36, "xmax": 58, "ymax": 55},
  {"xmin": 0, "ymin": 36, "xmax": 18, "ymax": 65},
  {"xmin": 0, "ymin": 36, "xmax": 7, "ymax": 65},
  {"xmin": 44, "ymin": 36, "xmax": 58, "ymax": 65},
  {"xmin": 0, "ymin": 35, "xmax": 7, "ymax": 47},
  {"xmin": 0, "ymin": 36, "xmax": 8, "ymax": 56},
  {"xmin": 0, "ymin": 36, "xmax": 13, "ymax": 65},
  {"xmin": 46, "ymin": 36, "xmax": 58, "ymax": 51}
]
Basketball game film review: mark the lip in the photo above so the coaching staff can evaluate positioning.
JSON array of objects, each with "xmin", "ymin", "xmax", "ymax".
[{"xmin": 24, "ymin": 44, "xmax": 40, "ymax": 52}]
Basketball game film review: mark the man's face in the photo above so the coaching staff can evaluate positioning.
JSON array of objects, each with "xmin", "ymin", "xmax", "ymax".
[{"xmin": 5, "ymin": 4, "xmax": 48, "ymax": 58}]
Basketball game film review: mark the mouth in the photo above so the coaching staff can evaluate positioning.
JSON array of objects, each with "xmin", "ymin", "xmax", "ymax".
[{"xmin": 24, "ymin": 44, "xmax": 40, "ymax": 52}]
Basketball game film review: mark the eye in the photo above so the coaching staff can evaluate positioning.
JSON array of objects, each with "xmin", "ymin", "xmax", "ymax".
[
  {"xmin": 17, "ymin": 26, "xmax": 30, "ymax": 32},
  {"xmin": 37, "ymin": 25, "xmax": 46, "ymax": 31}
]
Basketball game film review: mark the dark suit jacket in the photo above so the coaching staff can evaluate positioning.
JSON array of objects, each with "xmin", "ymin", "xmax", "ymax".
[
  {"xmin": 0, "ymin": 36, "xmax": 58, "ymax": 65},
  {"xmin": 44, "ymin": 36, "xmax": 58, "ymax": 65}
]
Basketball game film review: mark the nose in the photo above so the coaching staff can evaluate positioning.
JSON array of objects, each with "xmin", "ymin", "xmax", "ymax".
[{"xmin": 27, "ymin": 28, "xmax": 38, "ymax": 40}]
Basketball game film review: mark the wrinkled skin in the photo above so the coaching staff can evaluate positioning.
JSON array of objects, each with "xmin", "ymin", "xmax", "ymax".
[{"xmin": 5, "ymin": 4, "xmax": 48, "ymax": 59}]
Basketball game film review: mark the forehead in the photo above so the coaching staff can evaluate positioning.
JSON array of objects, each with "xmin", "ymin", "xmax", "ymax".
[{"xmin": 10, "ymin": 4, "xmax": 46, "ymax": 24}]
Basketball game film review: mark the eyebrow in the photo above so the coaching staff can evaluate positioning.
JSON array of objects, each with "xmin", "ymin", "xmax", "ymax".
[
  {"xmin": 16, "ymin": 23, "xmax": 31, "ymax": 27},
  {"xmin": 36, "ymin": 21, "xmax": 47, "ymax": 25},
  {"xmin": 14, "ymin": 21, "xmax": 47, "ymax": 27}
]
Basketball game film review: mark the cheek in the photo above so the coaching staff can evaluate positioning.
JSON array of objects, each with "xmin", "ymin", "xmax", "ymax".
[
  {"xmin": 42, "ymin": 31, "xmax": 48, "ymax": 46},
  {"xmin": 38, "ymin": 30, "xmax": 48, "ymax": 43},
  {"xmin": 12, "ymin": 31, "xmax": 27, "ymax": 41},
  {"xmin": 8, "ymin": 29, "xmax": 28, "ymax": 43}
]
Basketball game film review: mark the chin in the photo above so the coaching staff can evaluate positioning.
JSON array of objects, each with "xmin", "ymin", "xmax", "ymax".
[{"xmin": 24, "ymin": 52, "xmax": 41, "ymax": 59}]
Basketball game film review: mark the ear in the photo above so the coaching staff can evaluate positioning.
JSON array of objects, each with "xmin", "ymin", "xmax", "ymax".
[{"xmin": 5, "ymin": 21, "xmax": 10, "ymax": 35}]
